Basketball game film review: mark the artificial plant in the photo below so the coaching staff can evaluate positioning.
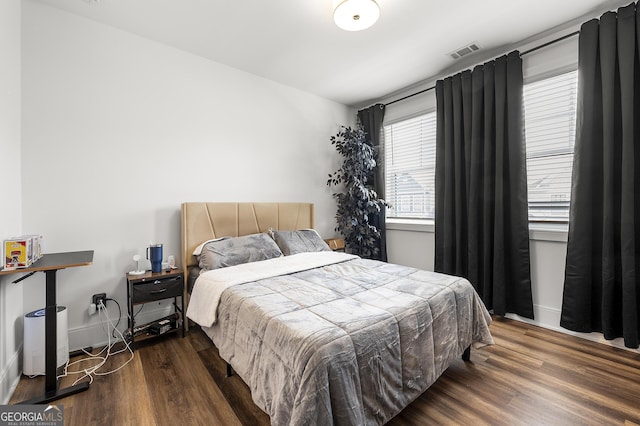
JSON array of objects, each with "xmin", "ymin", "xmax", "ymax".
[{"xmin": 327, "ymin": 123, "xmax": 388, "ymax": 259}]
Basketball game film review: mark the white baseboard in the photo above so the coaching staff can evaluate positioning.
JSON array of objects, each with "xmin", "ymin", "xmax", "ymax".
[
  {"xmin": 0, "ymin": 344, "xmax": 22, "ymax": 405},
  {"xmin": 506, "ymin": 304, "xmax": 640, "ymax": 354}
]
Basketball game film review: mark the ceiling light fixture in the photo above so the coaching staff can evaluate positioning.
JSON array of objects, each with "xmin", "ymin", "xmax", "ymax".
[{"xmin": 333, "ymin": 0, "xmax": 380, "ymax": 32}]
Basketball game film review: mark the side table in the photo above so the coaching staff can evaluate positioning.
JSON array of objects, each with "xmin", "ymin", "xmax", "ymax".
[{"xmin": 126, "ymin": 269, "xmax": 185, "ymax": 349}]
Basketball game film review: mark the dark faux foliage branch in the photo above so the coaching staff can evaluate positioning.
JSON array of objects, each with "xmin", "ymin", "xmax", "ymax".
[{"xmin": 327, "ymin": 124, "xmax": 388, "ymax": 259}]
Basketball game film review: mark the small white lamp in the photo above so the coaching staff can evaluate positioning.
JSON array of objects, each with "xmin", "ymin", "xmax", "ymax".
[
  {"xmin": 129, "ymin": 254, "xmax": 145, "ymax": 275},
  {"xmin": 334, "ymin": 0, "xmax": 380, "ymax": 32}
]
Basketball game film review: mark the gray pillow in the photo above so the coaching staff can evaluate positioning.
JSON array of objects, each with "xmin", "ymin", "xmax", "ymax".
[
  {"xmin": 271, "ymin": 229, "xmax": 331, "ymax": 255},
  {"xmin": 198, "ymin": 233, "xmax": 283, "ymax": 271}
]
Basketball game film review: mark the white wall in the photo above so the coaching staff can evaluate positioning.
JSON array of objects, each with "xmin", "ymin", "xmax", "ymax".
[
  {"xmin": 0, "ymin": 0, "xmax": 24, "ymax": 404},
  {"xmin": 21, "ymin": 1, "xmax": 353, "ymax": 350}
]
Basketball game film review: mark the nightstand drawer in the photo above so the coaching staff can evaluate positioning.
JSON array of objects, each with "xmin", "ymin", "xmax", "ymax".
[{"xmin": 132, "ymin": 275, "xmax": 183, "ymax": 302}]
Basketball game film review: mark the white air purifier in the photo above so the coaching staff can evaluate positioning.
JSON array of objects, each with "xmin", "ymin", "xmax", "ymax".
[{"xmin": 23, "ymin": 306, "xmax": 69, "ymax": 376}]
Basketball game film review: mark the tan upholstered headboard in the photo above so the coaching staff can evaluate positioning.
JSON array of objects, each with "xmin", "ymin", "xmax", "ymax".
[
  {"xmin": 180, "ymin": 202, "xmax": 314, "ymax": 272},
  {"xmin": 180, "ymin": 202, "xmax": 314, "ymax": 330}
]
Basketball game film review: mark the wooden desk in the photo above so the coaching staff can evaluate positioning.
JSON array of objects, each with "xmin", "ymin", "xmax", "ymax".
[{"xmin": 0, "ymin": 250, "xmax": 94, "ymax": 404}]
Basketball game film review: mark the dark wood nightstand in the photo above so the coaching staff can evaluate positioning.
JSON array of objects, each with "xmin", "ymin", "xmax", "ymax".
[{"xmin": 126, "ymin": 269, "xmax": 185, "ymax": 349}]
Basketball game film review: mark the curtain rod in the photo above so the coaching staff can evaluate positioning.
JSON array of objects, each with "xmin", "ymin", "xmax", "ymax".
[
  {"xmin": 520, "ymin": 30, "xmax": 579, "ymax": 56},
  {"xmin": 384, "ymin": 30, "xmax": 580, "ymax": 107}
]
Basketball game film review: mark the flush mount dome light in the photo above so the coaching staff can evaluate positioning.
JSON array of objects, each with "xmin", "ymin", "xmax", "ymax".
[{"xmin": 334, "ymin": 0, "xmax": 380, "ymax": 31}]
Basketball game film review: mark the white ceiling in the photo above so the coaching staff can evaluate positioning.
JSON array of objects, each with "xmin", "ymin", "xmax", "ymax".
[{"xmin": 35, "ymin": 0, "xmax": 631, "ymax": 107}]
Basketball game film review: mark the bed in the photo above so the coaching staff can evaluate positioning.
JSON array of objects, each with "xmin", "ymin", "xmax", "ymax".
[{"xmin": 181, "ymin": 202, "xmax": 493, "ymax": 425}]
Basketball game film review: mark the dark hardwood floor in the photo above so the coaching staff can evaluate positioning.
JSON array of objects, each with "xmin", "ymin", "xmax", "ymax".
[{"xmin": 10, "ymin": 317, "xmax": 640, "ymax": 425}]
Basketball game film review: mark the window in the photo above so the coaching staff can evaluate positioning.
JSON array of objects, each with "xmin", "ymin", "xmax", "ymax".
[
  {"xmin": 384, "ymin": 70, "xmax": 577, "ymax": 223},
  {"xmin": 384, "ymin": 112, "xmax": 437, "ymax": 219},
  {"xmin": 524, "ymin": 70, "xmax": 578, "ymax": 222}
]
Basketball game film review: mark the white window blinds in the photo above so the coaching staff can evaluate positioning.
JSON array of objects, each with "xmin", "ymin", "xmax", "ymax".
[
  {"xmin": 384, "ymin": 70, "xmax": 577, "ymax": 223},
  {"xmin": 384, "ymin": 112, "xmax": 437, "ymax": 219},
  {"xmin": 524, "ymin": 70, "xmax": 578, "ymax": 222}
]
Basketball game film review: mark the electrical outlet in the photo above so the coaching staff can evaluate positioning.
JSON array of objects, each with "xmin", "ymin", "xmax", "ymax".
[{"xmin": 92, "ymin": 293, "xmax": 107, "ymax": 307}]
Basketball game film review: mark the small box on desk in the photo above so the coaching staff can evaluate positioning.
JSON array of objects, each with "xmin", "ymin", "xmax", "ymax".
[
  {"xmin": 27, "ymin": 234, "xmax": 44, "ymax": 260},
  {"xmin": 3, "ymin": 235, "xmax": 43, "ymax": 270}
]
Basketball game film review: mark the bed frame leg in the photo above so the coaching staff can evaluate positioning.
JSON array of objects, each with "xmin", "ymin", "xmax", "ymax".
[
  {"xmin": 462, "ymin": 346, "xmax": 471, "ymax": 361},
  {"xmin": 226, "ymin": 363, "xmax": 233, "ymax": 377}
]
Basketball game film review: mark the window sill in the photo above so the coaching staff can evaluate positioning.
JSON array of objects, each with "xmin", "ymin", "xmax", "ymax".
[
  {"xmin": 529, "ymin": 222, "xmax": 568, "ymax": 242},
  {"xmin": 386, "ymin": 218, "xmax": 434, "ymax": 233},
  {"xmin": 386, "ymin": 219, "xmax": 568, "ymax": 242}
]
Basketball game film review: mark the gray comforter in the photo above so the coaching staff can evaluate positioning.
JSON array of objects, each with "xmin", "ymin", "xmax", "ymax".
[{"xmin": 201, "ymin": 256, "xmax": 493, "ymax": 425}]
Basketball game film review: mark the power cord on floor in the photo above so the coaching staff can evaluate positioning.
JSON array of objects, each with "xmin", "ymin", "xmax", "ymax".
[{"xmin": 57, "ymin": 300, "xmax": 134, "ymax": 385}]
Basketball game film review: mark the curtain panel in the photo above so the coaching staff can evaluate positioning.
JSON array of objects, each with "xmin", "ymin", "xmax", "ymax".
[
  {"xmin": 561, "ymin": 3, "xmax": 640, "ymax": 348},
  {"xmin": 435, "ymin": 51, "xmax": 534, "ymax": 318},
  {"xmin": 358, "ymin": 104, "xmax": 388, "ymax": 262}
]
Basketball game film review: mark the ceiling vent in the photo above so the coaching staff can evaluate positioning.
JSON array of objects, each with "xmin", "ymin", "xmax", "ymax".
[{"xmin": 449, "ymin": 43, "xmax": 480, "ymax": 60}]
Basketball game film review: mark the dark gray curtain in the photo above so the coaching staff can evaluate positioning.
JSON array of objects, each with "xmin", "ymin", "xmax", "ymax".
[
  {"xmin": 435, "ymin": 51, "xmax": 534, "ymax": 319},
  {"xmin": 358, "ymin": 104, "xmax": 387, "ymax": 262},
  {"xmin": 561, "ymin": 3, "xmax": 640, "ymax": 349}
]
